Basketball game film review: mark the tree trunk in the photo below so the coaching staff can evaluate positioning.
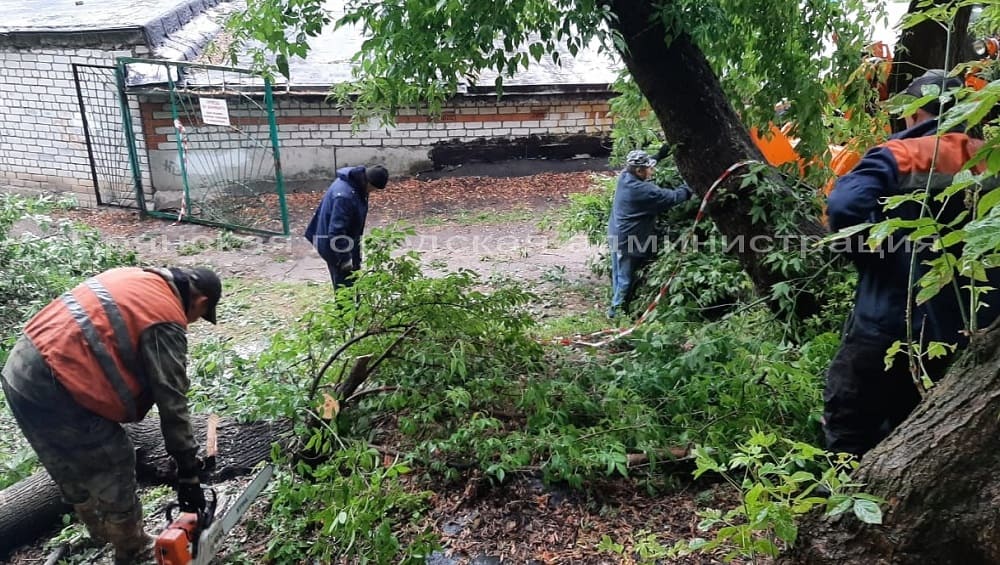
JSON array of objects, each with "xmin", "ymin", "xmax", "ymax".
[
  {"xmin": 888, "ymin": 1, "xmax": 974, "ymax": 131},
  {"xmin": 0, "ymin": 416, "xmax": 291, "ymax": 557},
  {"xmin": 890, "ymin": 1, "xmax": 973, "ymax": 92},
  {"xmin": 784, "ymin": 325, "xmax": 1000, "ymax": 564},
  {"xmin": 606, "ymin": 1, "xmax": 825, "ymax": 319},
  {"xmin": 0, "ymin": 471, "xmax": 67, "ymax": 558}
]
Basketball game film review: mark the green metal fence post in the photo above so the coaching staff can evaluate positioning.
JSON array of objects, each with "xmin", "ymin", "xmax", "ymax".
[
  {"xmin": 111, "ymin": 58, "xmax": 288, "ymax": 236},
  {"xmin": 264, "ymin": 79, "xmax": 290, "ymax": 236},
  {"xmin": 115, "ymin": 60, "xmax": 147, "ymax": 213}
]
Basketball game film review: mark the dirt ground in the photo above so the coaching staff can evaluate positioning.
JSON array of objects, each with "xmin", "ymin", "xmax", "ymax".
[
  {"xmin": 4, "ymin": 171, "xmax": 738, "ymax": 564},
  {"xmin": 54, "ymin": 172, "xmax": 607, "ymax": 290}
]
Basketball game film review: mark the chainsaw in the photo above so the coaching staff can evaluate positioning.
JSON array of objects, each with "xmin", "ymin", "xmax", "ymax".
[
  {"xmin": 155, "ymin": 415, "xmax": 274, "ymax": 565},
  {"xmin": 154, "ymin": 463, "xmax": 273, "ymax": 565}
]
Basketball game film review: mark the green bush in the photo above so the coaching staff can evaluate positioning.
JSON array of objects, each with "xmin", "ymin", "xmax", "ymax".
[
  {"xmin": 600, "ymin": 431, "xmax": 881, "ymax": 564},
  {"xmin": 181, "ymin": 218, "xmax": 845, "ymax": 560},
  {"xmin": 0, "ymin": 194, "xmax": 136, "ymax": 490},
  {"xmin": 263, "ymin": 442, "xmax": 440, "ymax": 564},
  {"xmin": 0, "ymin": 194, "xmax": 137, "ymax": 354}
]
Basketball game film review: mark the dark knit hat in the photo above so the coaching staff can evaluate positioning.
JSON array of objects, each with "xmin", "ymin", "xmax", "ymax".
[
  {"xmin": 366, "ymin": 165, "xmax": 389, "ymax": 190},
  {"xmin": 904, "ymin": 69, "xmax": 962, "ymax": 116}
]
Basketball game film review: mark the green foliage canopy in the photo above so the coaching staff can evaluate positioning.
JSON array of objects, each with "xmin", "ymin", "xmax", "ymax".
[{"xmin": 230, "ymin": 0, "xmax": 882, "ymax": 159}]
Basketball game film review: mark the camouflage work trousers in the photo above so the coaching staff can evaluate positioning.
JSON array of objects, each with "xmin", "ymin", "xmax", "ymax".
[{"xmin": 1, "ymin": 334, "xmax": 140, "ymax": 522}]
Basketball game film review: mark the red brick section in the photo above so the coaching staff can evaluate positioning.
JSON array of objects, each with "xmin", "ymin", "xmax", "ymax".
[
  {"xmin": 140, "ymin": 102, "xmax": 169, "ymax": 147},
  {"xmin": 141, "ymin": 102, "xmax": 355, "ymax": 147},
  {"xmin": 139, "ymin": 101, "xmax": 612, "ymax": 148}
]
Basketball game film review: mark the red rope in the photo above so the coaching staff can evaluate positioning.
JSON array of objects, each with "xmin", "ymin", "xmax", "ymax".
[{"xmin": 552, "ymin": 160, "xmax": 761, "ymax": 348}]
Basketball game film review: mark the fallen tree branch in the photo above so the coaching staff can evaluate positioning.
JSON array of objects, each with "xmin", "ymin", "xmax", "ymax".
[
  {"xmin": 333, "ymin": 354, "xmax": 373, "ymax": 401},
  {"xmin": 344, "ymin": 386, "xmax": 399, "ymax": 407},
  {"xmin": 42, "ymin": 544, "xmax": 69, "ymax": 565},
  {"xmin": 368, "ymin": 443, "xmax": 478, "ymax": 471},
  {"xmin": 308, "ymin": 324, "xmax": 413, "ymax": 400},
  {"xmin": 363, "ymin": 325, "xmax": 417, "ymax": 379}
]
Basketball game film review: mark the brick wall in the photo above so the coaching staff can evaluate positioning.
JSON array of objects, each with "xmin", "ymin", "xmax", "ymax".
[
  {"xmin": 142, "ymin": 93, "xmax": 614, "ymax": 203},
  {"xmin": 0, "ymin": 45, "xmax": 155, "ymax": 207},
  {"xmin": 1, "ymin": 42, "xmax": 613, "ymax": 210}
]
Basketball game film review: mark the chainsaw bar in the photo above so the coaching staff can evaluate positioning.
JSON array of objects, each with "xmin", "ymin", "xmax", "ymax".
[{"xmin": 191, "ymin": 463, "xmax": 274, "ymax": 565}]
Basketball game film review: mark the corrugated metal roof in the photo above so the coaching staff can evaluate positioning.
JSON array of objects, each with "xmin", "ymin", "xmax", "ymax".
[
  {"xmin": 186, "ymin": 0, "xmax": 621, "ymax": 91},
  {"xmin": 0, "ymin": 0, "xmax": 222, "ymax": 49}
]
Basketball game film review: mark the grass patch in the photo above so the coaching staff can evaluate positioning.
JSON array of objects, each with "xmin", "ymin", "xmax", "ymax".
[
  {"xmin": 533, "ymin": 309, "xmax": 610, "ymax": 342},
  {"xmin": 189, "ymin": 277, "xmax": 332, "ymax": 346},
  {"xmin": 177, "ymin": 230, "xmax": 252, "ymax": 256}
]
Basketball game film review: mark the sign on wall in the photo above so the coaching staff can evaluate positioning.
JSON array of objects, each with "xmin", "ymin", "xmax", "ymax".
[{"xmin": 199, "ymin": 98, "xmax": 231, "ymax": 126}]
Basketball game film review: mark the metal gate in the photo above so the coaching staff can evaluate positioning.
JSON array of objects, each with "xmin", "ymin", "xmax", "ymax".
[
  {"xmin": 117, "ymin": 58, "xmax": 289, "ymax": 236},
  {"xmin": 72, "ymin": 64, "xmax": 141, "ymax": 208}
]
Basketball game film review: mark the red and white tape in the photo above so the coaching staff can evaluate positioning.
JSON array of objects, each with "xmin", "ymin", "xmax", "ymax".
[{"xmin": 173, "ymin": 118, "xmax": 190, "ymax": 223}]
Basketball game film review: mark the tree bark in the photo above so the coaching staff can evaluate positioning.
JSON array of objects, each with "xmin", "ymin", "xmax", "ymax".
[
  {"xmin": 0, "ymin": 416, "xmax": 291, "ymax": 557},
  {"xmin": 606, "ymin": 1, "xmax": 825, "ymax": 319},
  {"xmin": 888, "ymin": 1, "xmax": 974, "ymax": 131},
  {"xmin": 890, "ymin": 1, "xmax": 973, "ymax": 93},
  {"xmin": 0, "ymin": 471, "xmax": 67, "ymax": 559},
  {"xmin": 783, "ymin": 326, "xmax": 1000, "ymax": 564}
]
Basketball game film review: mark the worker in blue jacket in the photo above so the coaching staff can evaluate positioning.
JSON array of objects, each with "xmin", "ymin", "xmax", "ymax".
[
  {"xmin": 607, "ymin": 148, "xmax": 692, "ymax": 318},
  {"xmin": 824, "ymin": 69, "xmax": 1000, "ymax": 457},
  {"xmin": 305, "ymin": 165, "xmax": 389, "ymax": 288}
]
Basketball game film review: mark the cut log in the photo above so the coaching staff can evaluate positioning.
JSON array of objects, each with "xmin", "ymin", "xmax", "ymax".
[
  {"xmin": 0, "ymin": 470, "xmax": 67, "ymax": 558},
  {"xmin": 0, "ymin": 416, "xmax": 291, "ymax": 557},
  {"xmin": 131, "ymin": 416, "xmax": 293, "ymax": 484},
  {"xmin": 784, "ymin": 326, "xmax": 1000, "ymax": 564}
]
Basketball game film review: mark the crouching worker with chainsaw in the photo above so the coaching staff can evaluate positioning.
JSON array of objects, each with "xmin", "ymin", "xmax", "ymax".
[
  {"xmin": 607, "ymin": 147, "xmax": 693, "ymax": 319},
  {"xmin": 0, "ymin": 266, "xmax": 222, "ymax": 564}
]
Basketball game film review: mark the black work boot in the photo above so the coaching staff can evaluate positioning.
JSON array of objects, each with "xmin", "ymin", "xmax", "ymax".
[
  {"xmin": 104, "ymin": 510, "xmax": 154, "ymax": 565},
  {"xmin": 73, "ymin": 499, "xmax": 110, "ymax": 544}
]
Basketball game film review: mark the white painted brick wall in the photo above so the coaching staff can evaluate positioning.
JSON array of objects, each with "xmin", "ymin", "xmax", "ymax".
[
  {"xmin": 125, "ymin": 94, "xmax": 615, "ymax": 204},
  {"xmin": 0, "ymin": 45, "xmax": 145, "ymax": 206}
]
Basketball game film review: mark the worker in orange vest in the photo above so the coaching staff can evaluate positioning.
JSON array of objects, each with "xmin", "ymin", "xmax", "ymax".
[{"xmin": 0, "ymin": 266, "xmax": 222, "ymax": 564}]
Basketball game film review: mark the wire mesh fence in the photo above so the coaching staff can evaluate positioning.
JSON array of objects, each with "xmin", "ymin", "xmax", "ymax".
[
  {"xmin": 119, "ymin": 59, "xmax": 289, "ymax": 236},
  {"xmin": 72, "ymin": 64, "xmax": 139, "ymax": 208}
]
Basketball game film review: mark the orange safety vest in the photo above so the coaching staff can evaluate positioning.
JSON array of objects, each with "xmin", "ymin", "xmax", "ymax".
[
  {"xmin": 823, "ymin": 145, "xmax": 864, "ymax": 196},
  {"xmin": 25, "ymin": 267, "xmax": 188, "ymax": 423},
  {"xmin": 750, "ymin": 123, "xmax": 802, "ymax": 169}
]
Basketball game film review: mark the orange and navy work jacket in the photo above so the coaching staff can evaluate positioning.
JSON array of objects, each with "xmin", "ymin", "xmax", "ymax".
[
  {"xmin": 826, "ymin": 119, "xmax": 1000, "ymax": 345},
  {"xmin": 24, "ymin": 267, "xmax": 187, "ymax": 422}
]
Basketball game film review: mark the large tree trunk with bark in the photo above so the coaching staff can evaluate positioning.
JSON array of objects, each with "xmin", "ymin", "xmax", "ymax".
[
  {"xmin": 0, "ymin": 471, "xmax": 66, "ymax": 558},
  {"xmin": 890, "ymin": 0, "xmax": 974, "ymax": 93},
  {"xmin": 607, "ymin": 3, "xmax": 999, "ymax": 562},
  {"xmin": 888, "ymin": 1, "xmax": 974, "ymax": 132},
  {"xmin": 0, "ymin": 416, "xmax": 291, "ymax": 558},
  {"xmin": 607, "ymin": 1, "xmax": 825, "ymax": 319},
  {"xmin": 783, "ymin": 325, "xmax": 1000, "ymax": 564}
]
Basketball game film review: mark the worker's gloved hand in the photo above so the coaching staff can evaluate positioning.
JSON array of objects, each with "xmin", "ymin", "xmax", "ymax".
[
  {"xmin": 679, "ymin": 184, "xmax": 694, "ymax": 201},
  {"xmin": 653, "ymin": 143, "xmax": 672, "ymax": 162},
  {"xmin": 176, "ymin": 453, "xmax": 206, "ymax": 513},
  {"xmin": 174, "ymin": 453, "xmax": 210, "ymax": 481},
  {"xmin": 176, "ymin": 478, "xmax": 206, "ymax": 513},
  {"xmin": 338, "ymin": 259, "xmax": 355, "ymax": 273}
]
